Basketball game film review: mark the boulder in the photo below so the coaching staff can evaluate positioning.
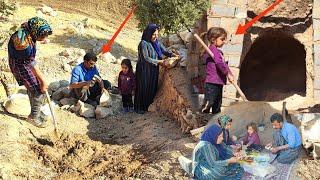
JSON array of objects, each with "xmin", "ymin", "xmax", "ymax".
[
  {"xmin": 38, "ymin": 5, "xmax": 57, "ymax": 17},
  {"xmin": 49, "ymin": 81, "xmax": 61, "ymax": 92},
  {"xmin": 79, "ymin": 101, "xmax": 95, "ymax": 118},
  {"xmin": 4, "ymin": 94, "xmax": 30, "ymax": 116},
  {"xmin": 168, "ymin": 34, "xmax": 183, "ymax": 46},
  {"xmin": 178, "ymin": 30, "xmax": 193, "ymax": 44},
  {"xmin": 95, "ymin": 106, "xmax": 113, "ymax": 119},
  {"xmin": 99, "ymin": 91, "xmax": 112, "ymax": 107},
  {"xmin": 71, "ymin": 22, "xmax": 85, "ymax": 35},
  {"xmin": 69, "ymin": 101, "xmax": 81, "ymax": 113},
  {"xmin": 101, "ymin": 52, "xmax": 117, "ymax": 63},
  {"xmin": 52, "ymin": 87, "xmax": 70, "ymax": 101},
  {"xmin": 59, "ymin": 80, "xmax": 70, "ymax": 88},
  {"xmin": 60, "ymin": 105, "xmax": 71, "ymax": 110},
  {"xmin": 60, "ymin": 97, "xmax": 77, "ymax": 106}
]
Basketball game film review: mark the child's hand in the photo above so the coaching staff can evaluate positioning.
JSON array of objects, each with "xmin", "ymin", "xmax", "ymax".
[{"xmin": 227, "ymin": 74, "xmax": 235, "ymax": 83}]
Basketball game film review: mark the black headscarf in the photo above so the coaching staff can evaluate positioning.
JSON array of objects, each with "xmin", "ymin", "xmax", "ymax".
[{"xmin": 141, "ymin": 24, "xmax": 163, "ymax": 59}]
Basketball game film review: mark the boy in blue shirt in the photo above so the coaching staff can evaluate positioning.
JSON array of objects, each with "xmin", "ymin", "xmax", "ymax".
[
  {"xmin": 69, "ymin": 52, "xmax": 111, "ymax": 106},
  {"xmin": 267, "ymin": 113, "xmax": 302, "ymax": 164}
]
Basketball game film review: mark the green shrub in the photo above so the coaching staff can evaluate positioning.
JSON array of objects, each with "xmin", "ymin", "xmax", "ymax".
[{"xmin": 135, "ymin": 0, "xmax": 210, "ymax": 34}]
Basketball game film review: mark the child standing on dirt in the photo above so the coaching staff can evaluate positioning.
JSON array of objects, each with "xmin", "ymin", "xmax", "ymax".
[
  {"xmin": 201, "ymin": 27, "xmax": 235, "ymax": 114},
  {"xmin": 118, "ymin": 59, "xmax": 135, "ymax": 113}
]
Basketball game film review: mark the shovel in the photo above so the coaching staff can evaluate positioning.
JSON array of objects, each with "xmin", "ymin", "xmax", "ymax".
[{"xmin": 45, "ymin": 91, "xmax": 59, "ymax": 137}]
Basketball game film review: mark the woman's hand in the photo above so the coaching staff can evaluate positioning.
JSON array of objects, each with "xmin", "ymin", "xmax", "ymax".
[{"xmin": 228, "ymin": 157, "xmax": 239, "ymax": 164}]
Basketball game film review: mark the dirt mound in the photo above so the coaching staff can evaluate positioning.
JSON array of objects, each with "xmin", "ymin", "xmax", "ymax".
[
  {"xmin": 297, "ymin": 159, "xmax": 320, "ymax": 179},
  {"xmin": 28, "ymin": 133, "xmax": 141, "ymax": 179}
]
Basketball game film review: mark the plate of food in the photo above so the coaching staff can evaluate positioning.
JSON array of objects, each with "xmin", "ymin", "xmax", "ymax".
[{"xmin": 239, "ymin": 156, "xmax": 254, "ymax": 163}]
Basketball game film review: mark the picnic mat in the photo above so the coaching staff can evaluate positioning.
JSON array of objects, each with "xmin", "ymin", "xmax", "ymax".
[{"xmin": 241, "ymin": 158, "xmax": 297, "ymax": 180}]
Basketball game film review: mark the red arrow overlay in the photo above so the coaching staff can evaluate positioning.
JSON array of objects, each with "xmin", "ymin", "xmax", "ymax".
[
  {"xmin": 236, "ymin": 0, "xmax": 283, "ymax": 35},
  {"xmin": 101, "ymin": 6, "xmax": 136, "ymax": 53}
]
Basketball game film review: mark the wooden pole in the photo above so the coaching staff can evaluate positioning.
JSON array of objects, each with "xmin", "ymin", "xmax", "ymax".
[{"xmin": 45, "ymin": 91, "xmax": 59, "ymax": 137}]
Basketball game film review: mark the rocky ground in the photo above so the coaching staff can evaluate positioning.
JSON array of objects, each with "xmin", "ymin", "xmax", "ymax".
[
  {"xmin": 0, "ymin": 1, "xmax": 319, "ymax": 179},
  {"xmin": 0, "ymin": 2, "xmax": 194, "ymax": 179}
]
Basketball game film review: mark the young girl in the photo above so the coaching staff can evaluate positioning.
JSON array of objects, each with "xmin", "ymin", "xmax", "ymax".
[
  {"xmin": 243, "ymin": 122, "xmax": 261, "ymax": 147},
  {"xmin": 201, "ymin": 27, "xmax": 235, "ymax": 114},
  {"xmin": 217, "ymin": 115, "xmax": 238, "ymax": 146},
  {"xmin": 118, "ymin": 59, "xmax": 135, "ymax": 112}
]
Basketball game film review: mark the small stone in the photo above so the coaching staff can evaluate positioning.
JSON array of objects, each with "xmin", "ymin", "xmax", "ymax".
[
  {"xmin": 101, "ymin": 52, "xmax": 117, "ymax": 63},
  {"xmin": 95, "ymin": 106, "xmax": 113, "ymax": 119},
  {"xmin": 48, "ymin": 81, "xmax": 61, "ymax": 92},
  {"xmin": 79, "ymin": 102, "xmax": 95, "ymax": 118},
  {"xmin": 60, "ymin": 97, "xmax": 77, "ymax": 106},
  {"xmin": 4, "ymin": 94, "xmax": 30, "ymax": 116},
  {"xmin": 60, "ymin": 105, "xmax": 71, "ymax": 110},
  {"xmin": 59, "ymin": 49, "xmax": 73, "ymax": 57},
  {"xmin": 186, "ymin": 110, "xmax": 193, "ymax": 120}
]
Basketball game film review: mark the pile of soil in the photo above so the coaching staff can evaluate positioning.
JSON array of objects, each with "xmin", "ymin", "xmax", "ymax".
[{"xmin": 29, "ymin": 134, "xmax": 141, "ymax": 179}]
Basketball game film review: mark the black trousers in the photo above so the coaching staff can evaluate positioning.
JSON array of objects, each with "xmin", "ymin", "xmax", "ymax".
[
  {"xmin": 202, "ymin": 83, "xmax": 223, "ymax": 114},
  {"xmin": 122, "ymin": 94, "xmax": 133, "ymax": 108}
]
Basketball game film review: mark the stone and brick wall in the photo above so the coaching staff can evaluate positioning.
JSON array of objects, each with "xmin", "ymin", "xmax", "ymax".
[{"xmin": 313, "ymin": 0, "xmax": 320, "ymax": 99}]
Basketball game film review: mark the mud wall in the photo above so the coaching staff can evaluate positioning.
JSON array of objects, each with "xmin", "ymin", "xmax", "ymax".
[{"xmin": 149, "ymin": 68, "xmax": 207, "ymax": 133}]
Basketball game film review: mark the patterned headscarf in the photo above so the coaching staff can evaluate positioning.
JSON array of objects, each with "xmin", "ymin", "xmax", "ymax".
[
  {"xmin": 27, "ymin": 17, "xmax": 52, "ymax": 40},
  {"xmin": 200, "ymin": 124, "xmax": 229, "ymax": 160},
  {"xmin": 12, "ymin": 17, "xmax": 52, "ymax": 51},
  {"xmin": 218, "ymin": 115, "xmax": 232, "ymax": 128}
]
